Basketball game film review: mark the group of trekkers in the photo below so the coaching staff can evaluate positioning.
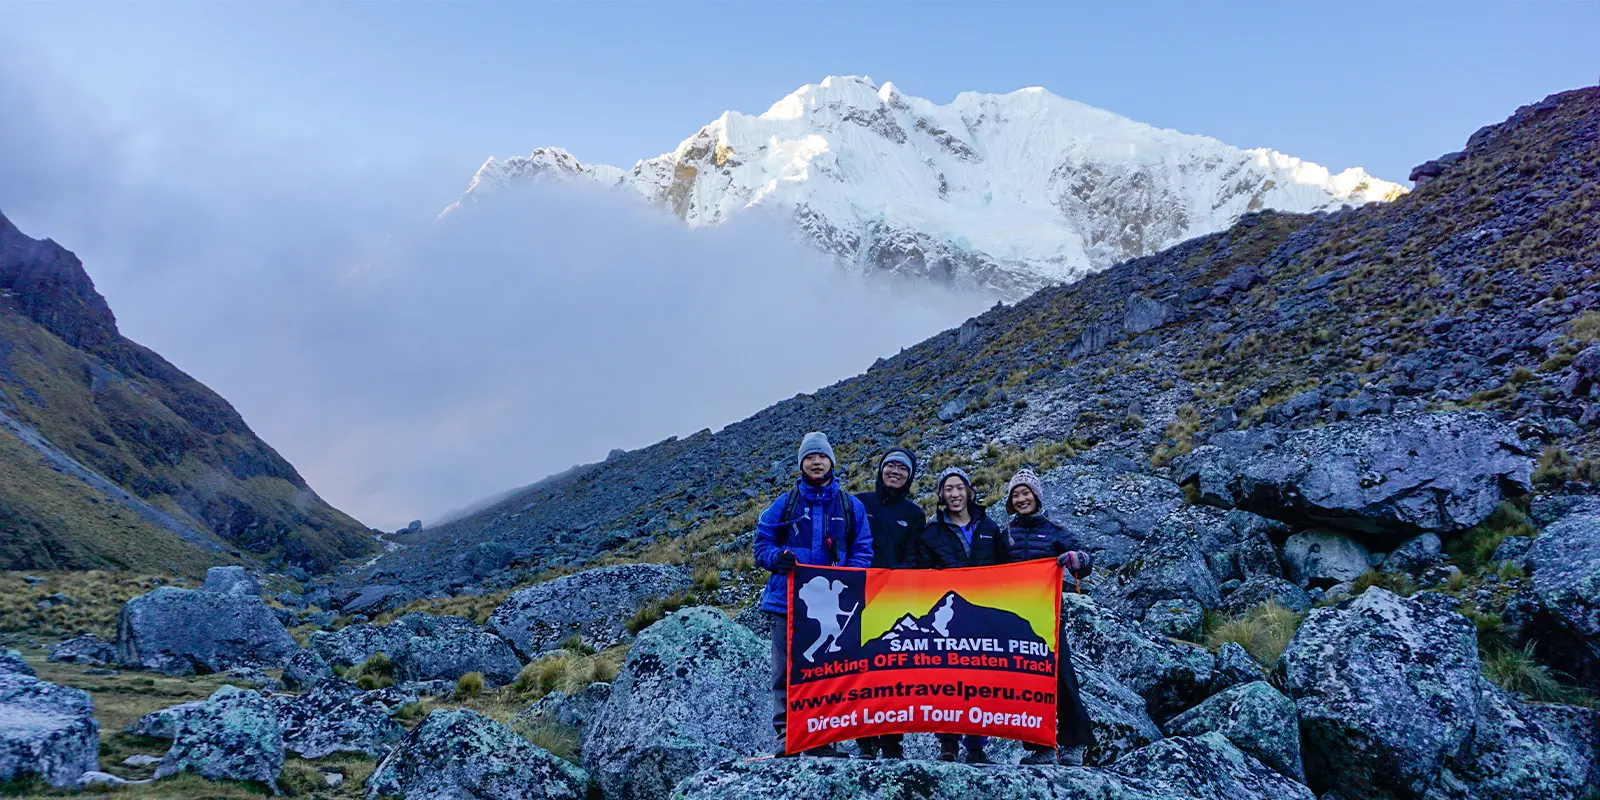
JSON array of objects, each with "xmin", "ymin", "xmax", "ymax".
[{"xmin": 753, "ymin": 431, "xmax": 1096, "ymax": 766}]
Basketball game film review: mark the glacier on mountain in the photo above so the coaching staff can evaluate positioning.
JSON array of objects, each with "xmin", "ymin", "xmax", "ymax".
[{"xmin": 444, "ymin": 76, "xmax": 1406, "ymax": 299}]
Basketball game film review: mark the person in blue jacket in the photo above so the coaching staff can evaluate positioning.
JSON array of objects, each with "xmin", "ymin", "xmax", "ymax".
[{"xmin": 753, "ymin": 431, "xmax": 873, "ymax": 757}]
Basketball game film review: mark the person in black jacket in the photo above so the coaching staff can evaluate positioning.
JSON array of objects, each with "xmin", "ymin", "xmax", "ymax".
[
  {"xmin": 902, "ymin": 466, "xmax": 1007, "ymax": 763},
  {"xmin": 853, "ymin": 447, "xmax": 925, "ymax": 760},
  {"xmin": 1003, "ymin": 468, "xmax": 1097, "ymax": 766}
]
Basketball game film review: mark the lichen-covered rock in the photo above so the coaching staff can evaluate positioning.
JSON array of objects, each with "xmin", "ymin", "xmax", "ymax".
[
  {"xmin": 0, "ymin": 649, "xmax": 33, "ymax": 677},
  {"xmin": 1282, "ymin": 530, "xmax": 1371, "ymax": 588},
  {"xmin": 584, "ymin": 607, "xmax": 770, "ymax": 800},
  {"xmin": 1109, "ymin": 732, "xmax": 1317, "ymax": 800},
  {"xmin": 365, "ymin": 708, "xmax": 589, "ymax": 800},
  {"xmin": 488, "ymin": 564, "xmax": 690, "ymax": 659},
  {"xmin": 0, "ymin": 674, "xmax": 99, "ymax": 788},
  {"xmin": 48, "ymin": 634, "xmax": 116, "ymax": 666},
  {"xmin": 307, "ymin": 622, "xmax": 411, "ymax": 670},
  {"xmin": 116, "ymin": 586, "xmax": 299, "ymax": 675},
  {"xmin": 514, "ymin": 682, "xmax": 613, "ymax": 739},
  {"xmin": 281, "ymin": 650, "xmax": 335, "ymax": 691},
  {"xmin": 1141, "ymin": 598, "xmax": 1204, "ymax": 641},
  {"xmin": 1382, "ymin": 534, "xmax": 1442, "ymax": 575},
  {"xmin": 127, "ymin": 700, "xmax": 205, "ymax": 740},
  {"xmin": 674, "ymin": 758, "xmax": 1172, "ymax": 800},
  {"xmin": 1163, "ymin": 681, "xmax": 1304, "ymax": 782},
  {"xmin": 1209, "ymin": 642, "xmax": 1270, "ymax": 694},
  {"xmin": 1034, "ymin": 464, "xmax": 1188, "ymax": 568},
  {"xmin": 155, "ymin": 685, "xmax": 283, "ymax": 792},
  {"xmin": 1095, "ymin": 524, "xmax": 1222, "ymax": 618},
  {"xmin": 1178, "ymin": 411, "xmax": 1532, "ymax": 538},
  {"xmin": 1437, "ymin": 680, "xmax": 1597, "ymax": 800},
  {"xmin": 1062, "ymin": 593, "xmax": 1213, "ymax": 722},
  {"xmin": 278, "ymin": 682, "xmax": 405, "ymax": 759},
  {"xmin": 1524, "ymin": 497, "xmax": 1600, "ymax": 682},
  {"xmin": 393, "ymin": 625, "xmax": 521, "ymax": 686},
  {"xmin": 199, "ymin": 566, "xmax": 262, "ymax": 598},
  {"xmin": 1072, "ymin": 656, "xmax": 1164, "ymax": 765},
  {"xmin": 1220, "ymin": 575, "xmax": 1312, "ymax": 615},
  {"xmin": 1280, "ymin": 588, "xmax": 1480, "ymax": 799}
]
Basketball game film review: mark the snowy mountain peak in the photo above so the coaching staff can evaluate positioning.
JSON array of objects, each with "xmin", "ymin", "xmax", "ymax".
[{"xmin": 444, "ymin": 78, "xmax": 1408, "ymax": 298}]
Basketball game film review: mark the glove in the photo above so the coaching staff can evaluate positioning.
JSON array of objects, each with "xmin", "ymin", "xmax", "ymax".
[
  {"xmin": 774, "ymin": 551, "xmax": 797, "ymax": 575},
  {"xmin": 1058, "ymin": 550, "xmax": 1093, "ymax": 577}
]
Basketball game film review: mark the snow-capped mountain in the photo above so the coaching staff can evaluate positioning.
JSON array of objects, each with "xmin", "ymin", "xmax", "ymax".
[{"xmin": 444, "ymin": 75, "xmax": 1407, "ymax": 299}]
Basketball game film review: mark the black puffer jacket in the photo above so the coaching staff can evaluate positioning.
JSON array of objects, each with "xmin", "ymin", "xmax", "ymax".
[
  {"xmin": 903, "ymin": 509, "xmax": 1008, "ymax": 569},
  {"xmin": 1005, "ymin": 514, "xmax": 1093, "ymax": 577},
  {"xmin": 856, "ymin": 449, "xmax": 926, "ymax": 569}
]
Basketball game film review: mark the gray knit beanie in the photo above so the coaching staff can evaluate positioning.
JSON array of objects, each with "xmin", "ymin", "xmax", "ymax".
[
  {"xmin": 935, "ymin": 466, "xmax": 975, "ymax": 506},
  {"xmin": 797, "ymin": 431, "xmax": 836, "ymax": 468},
  {"xmin": 1006, "ymin": 468, "xmax": 1046, "ymax": 514},
  {"xmin": 880, "ymin": 448, "xmax": 915, "ymax": 479}
]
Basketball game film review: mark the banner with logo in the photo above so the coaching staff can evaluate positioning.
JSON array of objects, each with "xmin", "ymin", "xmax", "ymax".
[{"xmin": 785, "ymin": 559, "xmax": 1061, "ymax": 753}]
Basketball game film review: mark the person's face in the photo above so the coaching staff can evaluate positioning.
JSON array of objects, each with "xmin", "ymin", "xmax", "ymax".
[
  {"xmin": 801, "ymin": 453, "xmax": 833, "ymax": 481},
  {"xmin": 1010, "ymin": 484, "xmax": 1038, "ymax": 515},
  {"xmin": 941, "ymin": 477, "xmax": 969, "ymax": 513},
  {"xmin": 881, "ymin": 460, "xmax": 910, "ymax": 490}
]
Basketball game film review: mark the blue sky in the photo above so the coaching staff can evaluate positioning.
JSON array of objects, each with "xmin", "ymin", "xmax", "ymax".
[{"xmin": 8, "ymin": 1, "xmax": 1597, "ymax": 183}]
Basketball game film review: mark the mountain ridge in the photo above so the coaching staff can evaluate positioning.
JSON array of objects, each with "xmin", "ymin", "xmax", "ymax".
[
  {"xmin": 354, "ymin": 85, "xmax": 1597, "ymax": 601},
  {"xmin": 444, "ymin": 76, "xmax": 1406, "ymax": 298},
  {"xmin": 0, "ymin": 211, "xmax": 377, "ymax": 573}
]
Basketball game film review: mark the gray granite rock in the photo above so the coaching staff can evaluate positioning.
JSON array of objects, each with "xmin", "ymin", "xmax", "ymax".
[
  {"xmin": 488, "ymin": 564, "xmax": 691, "ymax": 659},
  {"xmin": 365, "ymin": 708, "xmax": 589, "ymax": 800},
  {"xmin": 155, "ymin": 685, "xmax": 283, "ymax": 791},
  {"xmin": 1164, "ymin": 681, "xmax": 1304, "ymax": 782},
  {"xmin": 116, "ymin": 586, "xmax": 299, "ymax": 675},
  {"xmin": 0, "ymin": 673, "xmax": 99, "ymax": 788}
]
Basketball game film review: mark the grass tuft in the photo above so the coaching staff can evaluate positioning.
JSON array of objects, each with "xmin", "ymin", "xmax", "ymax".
[
  {"xmin": 1205, "ymin": 601, "xmax": 1305, "ymax": 666},
  {"xmin": 452, "ymin": 671, "xmax": 485, "ymax": 700}
]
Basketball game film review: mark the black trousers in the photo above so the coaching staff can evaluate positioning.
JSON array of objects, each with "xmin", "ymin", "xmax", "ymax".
[{"xmin": 1024, "ymin": 631, "xmax": 1095, "ymax": 752}]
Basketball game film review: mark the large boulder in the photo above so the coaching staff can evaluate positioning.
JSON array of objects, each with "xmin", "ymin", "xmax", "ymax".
[
  {"xmin": 1382, "ymin": 534, "xmax": 1443, "ymax": 575},
  {"xmin": 116, "ymin": 586, "xmax": 299, "ymax": 675},
  {"xmin": 1438, "ymin": 680, "xmax": 1597, "ymax": 800},
  {"xmin": 393, "ymin": 623, "xmax": 521, "ymax": 687},
  {"xmin": 583, "ymin": 607, "xmax": 770, "ymax": 800},
  {"xmin": 1071, "ymin": 656, "xmax": 1164, "ymax": 765},
  {"xmin": 1209, "ymin": 642, "xmax": 1271, "ymax": 694},
  {"xmin": 488, "ymin": 564, "xmax": 690, "ymax": 659},
  {"xmin": 336, "ymin": 584, "xmax": 411, "ymax": 616},
  {"xmin": 199, "ymin": 566, "xmax": 262, "ymax": 598},
  {"xmin": 1108, "ymin": 732, "xmax": 1317, "ymax": 800},
  {"xmin": 1282, "ymin": 530, "xmax": 1371, "ymax": 588},
  {"xmin": 1220, "ymin": 575, "xmax": 1311, "ymax": 616},
  {"xmin": 155, "ymin": 685, "xmax": 283, "ymax": 792},
  {"xmin": 1034, "ymin": 464, "xmax": 1188, "ymax": 568},
  {"xmin": 675, "ymin": 733, "xmax": 1313, "ymax": 800},
  {"xmin": 674, "ymin": 758, "xmax": 1171, "ymax": 800},
  {"xmin": 1178, "ymin": 411, "xmax": 1533, "ymax": 539},
  {"xmin": 1279, "ymin": 588, "xmax": 1480, "ymax": 799},
  {"xmin": 48, "ymin": 634, "xmax": 116, "ymax": 666},
  {"xmin": 1062, "ymin": 593, "xmax": 1213, "ymax": 722},
  {"xmin": 281, "ymin": 650, "xmax": 335, "ymax": 691},
  {"xmin": 365, "ymin": 708, "xmax": 589, "ymax": 800},
  {"xmin": 307, "ymin": 622, "xmax": 412, "ymax": 669},
  {"xmin": 277, "ymin": 682, "xmax": 406, "ymax": 759},
  {"xmin": 0, "ymin": 674, "xmax": 99, "ymax": 789},
  {"xmin": 1163, "ymin": 681, "xmax": 1304, "ymax": 782},
  {"xmin": 1094, "ymin": 523, "xmax": 1222, "ymax": 618},
  {"xmin": 127, "ymin": 700, "xmax": 205, "ymax": 740},
  {"xmin": 1523, "ymin": 497, "xmax": 1600, "ymax": 682},
  {"xmin": 0, "ymin": 649, "xmax": 33, "ymax": 677}
]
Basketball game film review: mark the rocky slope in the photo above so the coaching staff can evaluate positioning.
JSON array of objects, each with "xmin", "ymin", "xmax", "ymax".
[
  {"xmin": 363, "ymin": 86, "xmax": 1597, "ymax": 601},
  {"xmin": 0, "ymin": 212, "xmax": 375, "ymax": 573},
  {"xmin": 444, "ymin": 76, "xmax": 1405, "ymax": 298}
]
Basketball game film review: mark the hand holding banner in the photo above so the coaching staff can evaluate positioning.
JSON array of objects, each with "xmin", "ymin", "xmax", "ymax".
[{"xmin": 784, "ymin": 559, "xmax": 1062, "ymax": 754}]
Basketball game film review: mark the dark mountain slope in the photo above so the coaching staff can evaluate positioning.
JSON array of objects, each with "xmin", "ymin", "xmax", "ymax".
[
  {"xmin": 0, "ymin": 212, "xmax": 375, "ymax": 573},
  {"xmin": 360, "ymin": 87, "xmax": 1598, "ymax": 599}
]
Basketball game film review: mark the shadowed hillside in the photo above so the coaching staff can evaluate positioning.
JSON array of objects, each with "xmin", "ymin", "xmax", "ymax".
[{"xmin": 0, "ymin": 213, "xmax": 375, "ymax": 574}]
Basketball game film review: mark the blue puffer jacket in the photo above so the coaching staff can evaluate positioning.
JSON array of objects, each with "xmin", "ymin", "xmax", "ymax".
[{"xmin": 753, "ymin": 477, "xmax": 874, "ymax": 613}]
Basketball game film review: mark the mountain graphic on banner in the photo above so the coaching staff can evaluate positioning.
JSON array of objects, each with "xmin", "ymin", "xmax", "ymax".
[{"xmin": 863, "ymin": 591, "xmax": 1046, "ymax": 657}]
